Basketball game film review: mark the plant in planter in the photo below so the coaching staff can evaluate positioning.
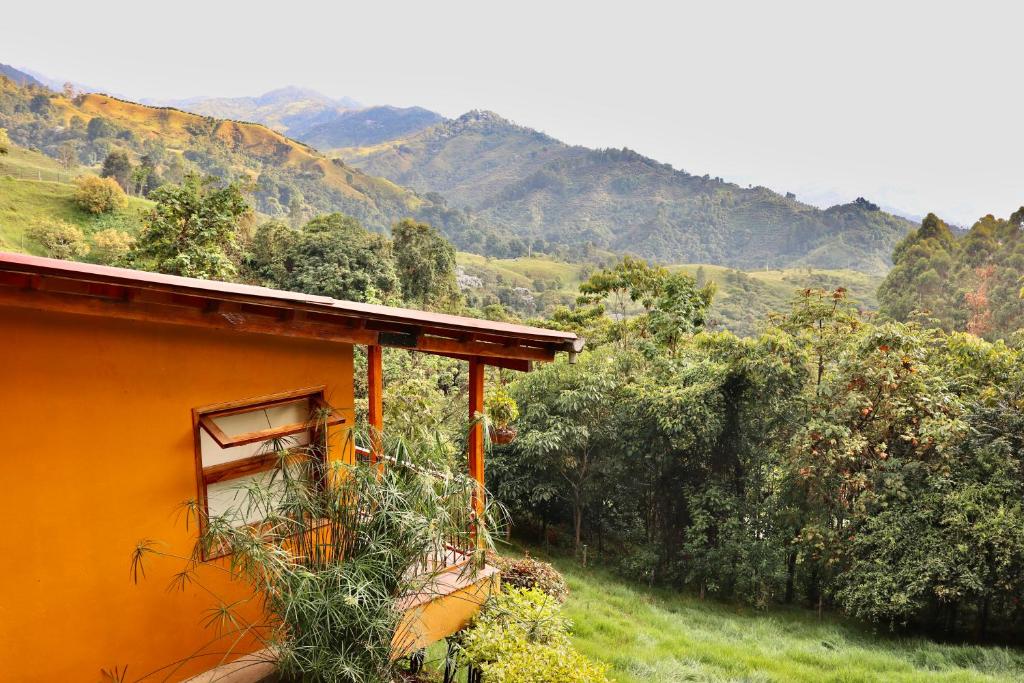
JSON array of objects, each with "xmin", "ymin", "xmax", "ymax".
[
  {"xmin": 128, "ymin": 426, "xmax": 503, "ymax": 683},
  {"xmin": 485, "ymin": 385, "xmax": 519, "ymax": 444}
]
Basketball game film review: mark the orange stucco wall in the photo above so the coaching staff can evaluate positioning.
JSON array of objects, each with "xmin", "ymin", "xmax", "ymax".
[{"xmin": 0, "ymin": 306, "xmax": 354, "ymax": 682}]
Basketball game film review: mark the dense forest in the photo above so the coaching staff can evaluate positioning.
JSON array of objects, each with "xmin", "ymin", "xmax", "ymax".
[{"xmin": 879, "ymin": 210, "xmax": 1024, "ymax": 340}]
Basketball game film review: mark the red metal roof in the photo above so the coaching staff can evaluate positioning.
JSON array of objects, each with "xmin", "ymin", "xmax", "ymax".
[{"xmin": 0, "ymin": 252, "xmax": 582, "ymax": 349}]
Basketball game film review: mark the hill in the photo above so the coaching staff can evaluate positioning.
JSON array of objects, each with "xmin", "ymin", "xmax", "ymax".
[
  {"xmin": 339, "ymin": 111, "xmax": 914, "ymax": 273},
  {"xmin": 0, "ymin": 77, "xmax": 480, "ymax": 234},
  {"xmin": 296, "ymin": 105, "xmax": 443, "ymax": 149},
  {"xmin": 147, "ymin": 86, "xmax": 362, "ymax": 135}
]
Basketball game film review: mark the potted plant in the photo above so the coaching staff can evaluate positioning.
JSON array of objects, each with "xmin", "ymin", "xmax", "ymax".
[{"xmin": 486, "ymin": 385, "xmax": 519, "ymax": 444}]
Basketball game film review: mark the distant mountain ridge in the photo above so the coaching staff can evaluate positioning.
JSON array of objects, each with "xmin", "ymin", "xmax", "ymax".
[
  {"xmin": 0, "ymin": 63, "xmax": 43, "ymax": 87},
  {"xmin": 147, "ymin": 86, "xmax": 444, "ymax": 161},
  {"xmin": 338, "ymin": 111, "xmax": 914, "ymax": 272},
  {"xmin": 299, "ymin": 105, "xmax": 444, "ymax": 150},
  {"xmin": 144, "ymin": 86, "xmax": 362, "ymax": 136}
]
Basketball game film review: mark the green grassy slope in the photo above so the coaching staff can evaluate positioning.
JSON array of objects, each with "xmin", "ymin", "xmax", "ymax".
[
  {"xmin": 547, "ymin": 553, "xmax": 1024, "ymax": 683},
  {"xmin": 0, "ymin": 145, "xmax": 151, "ymax": 254}
]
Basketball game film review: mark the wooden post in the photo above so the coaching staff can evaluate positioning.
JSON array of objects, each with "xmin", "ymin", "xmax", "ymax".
[
  {"xmin": 367, "ymin": 344, "xmax": 383, "ymax": 463},
  {"xmin": 468, "ymin": 357, "xmax": 485, "ymax": 545}
]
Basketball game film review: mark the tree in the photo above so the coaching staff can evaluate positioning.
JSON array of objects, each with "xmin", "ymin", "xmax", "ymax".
[
  {"xmin": 73, "ymin": 175, "xmax": 127, "ymax": 214},
  {"xmin": 647, "ymin": 272, "xmax": 714, "ymax": 353},
  {"xmin": 392, "ymin": 218, "xmax": 459, "ymax": 308},
  {"xmin": 100, "ymin": 150, "xmax": 133, "ymax": 191},
  {"xmin": 27, "ymin": 220, "xmax": 90, "ymax": 260},
  {"xmin": 56, "ymin": 142, "xmax": 78, "ymax": 170},
  {"xmin": 241, "ymin": 220, "xmax": 298, "ymax": 286},
  {"xmin": 0, "ymin": 128, "xmax": 9, "ymax": 155},
  {"xmin": 91, "ymin": 228, "xmax": 135, "ymax": 265},
  {"xmin": 130, "ymin": 173, "xmax": 248, "ymax": 279},
  {"xmin": 509, "ymin": 351, "xmax": 620, "ymax": 551},
  {"xmin": 270, "ymin": 213, "xmax": 401, "ymax": 303},
  {"xmin": 87, "ymin": 117, "xmax": 117, "ymax": 141},
  {"xmin": 29, "ymin": 94, "xmax": 52, "ymax": 115}
]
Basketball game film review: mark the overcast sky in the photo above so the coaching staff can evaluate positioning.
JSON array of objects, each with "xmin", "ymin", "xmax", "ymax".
[{"xmin": 6, "ymin": 1, "xmax": 1021, "ymax": 225}]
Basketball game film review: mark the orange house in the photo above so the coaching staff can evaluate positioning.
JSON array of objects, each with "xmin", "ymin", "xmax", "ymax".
[{"xmin": 0, "ymin": 252, "xmax": 581, "ymax": 682}]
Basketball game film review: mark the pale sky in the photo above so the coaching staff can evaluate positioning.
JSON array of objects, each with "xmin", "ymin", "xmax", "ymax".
[{"xmin": 6, "ymin": 1, "xmax": 1022, "ymax": 225}]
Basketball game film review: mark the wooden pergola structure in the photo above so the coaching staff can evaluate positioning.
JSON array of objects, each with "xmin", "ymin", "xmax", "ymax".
[{"xmin": 0, "ymin": 252, "xmax": 583, "ymax": 525}]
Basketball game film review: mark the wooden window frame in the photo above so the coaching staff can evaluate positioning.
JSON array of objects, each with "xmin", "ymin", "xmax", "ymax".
[{"xmin": 192, "ymin": 386, "xmax": 345, "ymax": 559}]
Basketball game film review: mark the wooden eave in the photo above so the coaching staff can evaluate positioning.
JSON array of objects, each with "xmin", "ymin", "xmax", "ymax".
[{"xmin": 0, "ymin": 253, "xmax": 583, "ymax": 367}]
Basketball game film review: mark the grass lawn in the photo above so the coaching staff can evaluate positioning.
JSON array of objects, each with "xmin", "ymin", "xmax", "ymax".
[
  {"xmin": 469, "ymin": 548, "xmax": 1024, "ymax": 683},
  {"xmin": 0, "ymin": 145, "xmax": 152, "ymax": 254}
]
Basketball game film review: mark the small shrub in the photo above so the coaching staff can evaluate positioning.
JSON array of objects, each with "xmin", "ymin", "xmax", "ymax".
[
  {"xmin": 27, "ymin": 220, "xmax": 90, "ymax": 260},
  {"xmin": 73, "ymin": 174, "xmax": 127, "ymax": 214},
  {"xmin": 91, "ymin": 228, "xmax": 135, "ymax": 265},
  {"xmin": 461, "ymin": 586, "xmax": 608, "ymax": 683},
  {"xmin": 492, "ymin": 553, "xmax": 568, "ymax": 602}
]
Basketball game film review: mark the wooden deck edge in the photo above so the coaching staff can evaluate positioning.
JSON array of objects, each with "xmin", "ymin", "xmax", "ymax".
[{"xmin": 182, "ymin": 649, "xmax": 277, "ymax": 683}]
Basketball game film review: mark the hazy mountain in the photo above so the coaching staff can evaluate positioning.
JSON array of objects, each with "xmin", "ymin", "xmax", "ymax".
[
  {"xmin": 294, "ymin": 105, "xmax": 444, "ymax": 150},
  {"xmin": 146, "ymin": 87, "xmax": 362, "ymax": 134},
  {"xmin": 0, "ymin": 63, "xmax": 43, "ymax": 88},
  {"xmin": 338, "ymin": 111, "xmax": 915, "ymax": 272}
]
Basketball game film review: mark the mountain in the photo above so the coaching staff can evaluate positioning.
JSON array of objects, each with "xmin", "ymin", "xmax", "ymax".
[
  {"xmin": 0, "ymin": 63, "xmax": 43, "ymax": 87},
  {"xmin": 145, "ymin": 86, "xmax": 362, "ymax": 135},
  {"xmin": 339, "ymin": 111, "xmax": 915, "ymax": 273},
  {"xmin": 296, "ymin": 105, "xmax": 444, "ymax": 150},
  {"xmin": 0, "ymin": 78, "xmax": 477, "ymax": 234},
  {"xmin": 156, "ymin": 88, "xmax": 443, "ymax": 155}
]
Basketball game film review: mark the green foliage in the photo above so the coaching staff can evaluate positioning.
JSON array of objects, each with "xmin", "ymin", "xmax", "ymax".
[
  {"xmin": 879, "ymin": 209, "xmax": 1024, "ymax": 339},
  {"xmin": 101, "ymin": 150, "xmax": 133, "ymax": 191},
  {"xmin": 257, "ymin": 213, "xmax": 400, "ymax": 303},
  {"xmin": 134, "ymin": 432, "xmax": 495, "ymax": 683},
  {"xmin": 130, "ymin": 173, "xmax": 248, "ymax": 279},
  {"xmin": 91, "ymin": 228, "xmax": 135, "ymax": 265},
  {"xmin": 73, "ymin": 174, "xmax": 127, "ymax": 214},
  {"xmin": 505, "ymin": 349, "xmax": 622, "ymax": 550},
  {"xmin": 391, "ymin": 217, "xmax": 458, "ymax": 308},
  {"xmin": 485, "ymin": 384, "xmax": 519, "ymax": 429},
  {"xmin": 460, "ymin": 586, "xmax": 609, "ymax": 683},
  {"xmin": 27, "ymin": 219, "xmax": 90, "ymax": 259}
]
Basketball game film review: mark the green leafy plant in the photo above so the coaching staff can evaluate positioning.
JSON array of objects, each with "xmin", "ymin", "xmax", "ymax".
[
  {"xmin": 485, "ymin": 385, "xmax": 519, "ymax": 430},
  {"xmin": 27, "ymin": 219, "xmax": 90, "ymax": 260},
  {"xmin": 131, "ymin": 427, "xmax": 503, "ymax": 683},
  {"xmin": 73, "ymin": 174, "xmax": 127, "ymax": 214},
  {"xmin": 460, "ymin": 586, "xmax": 608, "ymax": 683}
]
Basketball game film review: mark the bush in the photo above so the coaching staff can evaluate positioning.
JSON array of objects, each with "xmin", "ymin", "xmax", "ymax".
[
  {"xmin": 91, "ymin": 228, "xmax": 135, "ymax": 265},
  {"xmin": 73, "ymin": 175, "xmax": 127, "ymax": 214},
  {"xmin": 492, "ymin": 553, "xmax": 568, "ymax": 602},
  {"xmin": 27, "ymin": 220, "xmax": 90, "ymax": 260},
  {"xmin": 461, "ymin": 586, "xmax": 608, "ymax": 683}
]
